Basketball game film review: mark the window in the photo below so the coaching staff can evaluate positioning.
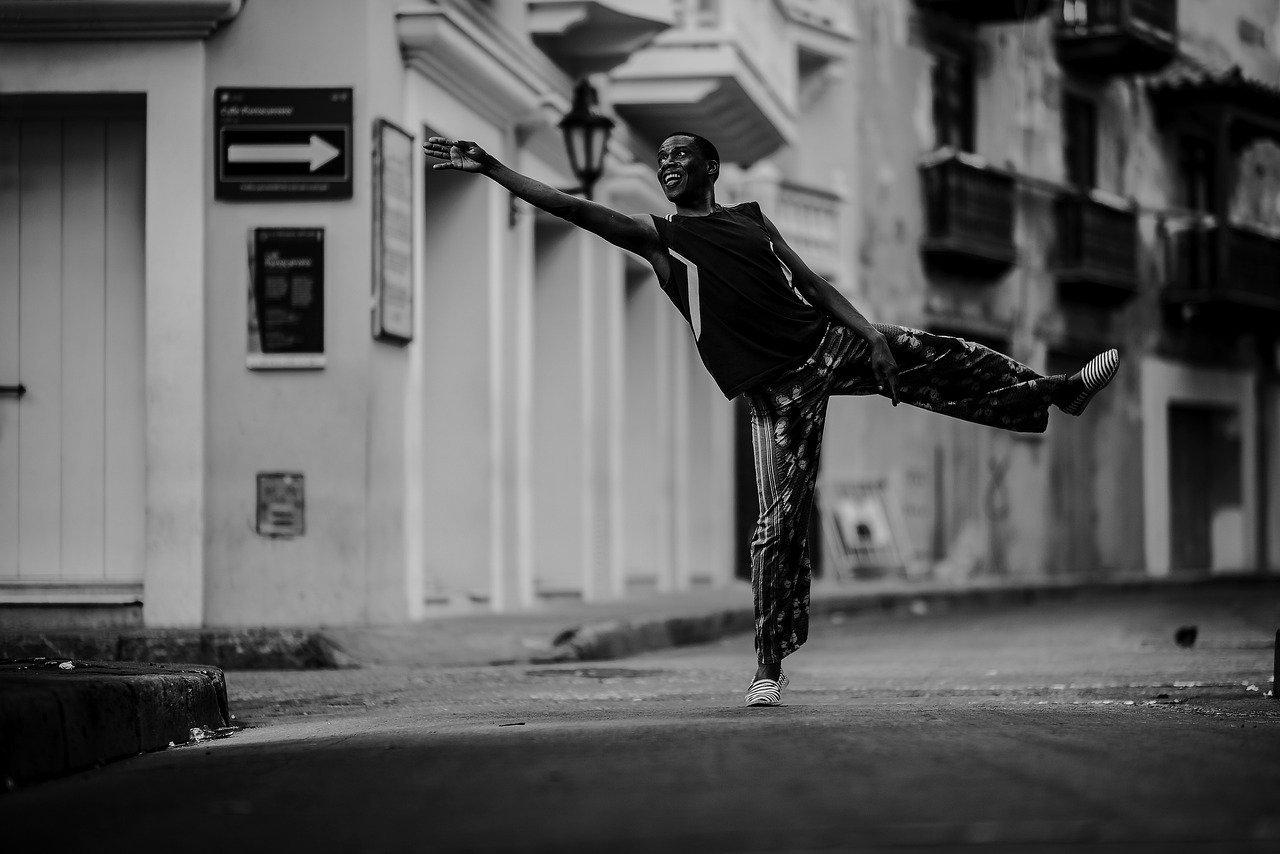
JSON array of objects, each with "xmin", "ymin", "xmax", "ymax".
[
  {"xmin": 932, "ymin": 48, "xmax": 975, "ymax": 152},
  {"xmin": 1062, "ymin": 0, "xmax": 1089, "ymax": 27},
  {"xmin": 1062, "ymin": 93, "xmax": 1097, "ymax": 188},
  {"xmin": 1178, "ymin": 136, "xmax": 1215, "ymax": 212}
]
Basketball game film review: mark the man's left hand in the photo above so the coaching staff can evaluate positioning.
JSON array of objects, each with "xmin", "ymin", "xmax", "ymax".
[{"xmin": 869, "ymin": 334, "xmax": 900, "ymax": 406}]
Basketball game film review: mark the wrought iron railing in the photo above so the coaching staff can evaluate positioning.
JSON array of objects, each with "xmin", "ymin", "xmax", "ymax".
[
  {"xmin": 1167, "ymin": 221, "xmax": 1280, "ymax": 304},
  {"xmin": 921, "ymin": 156, "xmax": 1017, "ymax": 261},
  {"xmin": 1055, "ymin": 192, "xmax": 1138, "ymax": 285}
]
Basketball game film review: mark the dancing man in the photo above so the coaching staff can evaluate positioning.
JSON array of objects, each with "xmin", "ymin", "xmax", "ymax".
[{"xmin": 423, "ymin": 132, "xmax": 1119, "ymax": 707}]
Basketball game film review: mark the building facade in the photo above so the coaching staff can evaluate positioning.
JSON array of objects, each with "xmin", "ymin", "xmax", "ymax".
[
  {"xmin": 842, "ymin": 0, "xmax": 1280, "ymax": 583},
  {"xmin": 0, "ymin": 0, "xmax": 1275, "ymax": 631}
]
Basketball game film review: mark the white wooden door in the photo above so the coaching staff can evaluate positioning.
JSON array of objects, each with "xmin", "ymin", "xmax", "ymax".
[{"xmin": 0, "ymin": 114, "xmax": 146, "ymax": 602}]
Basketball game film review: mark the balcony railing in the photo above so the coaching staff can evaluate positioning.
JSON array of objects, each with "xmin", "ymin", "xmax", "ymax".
[
  {"xmin": 916, "ymin": 0, "xmax": 1053, "ymax": 25},
  {"xmin": 720, "ymin": 172, "xmax": 844, "ymax": 282},
  {"xmin": 1053, "ymin": 192, "xmax": 1139, "ymax": 304},
  {"xmin": 919, "ymin": 154, "xmax": 1017, "ymax": 277},
  {"xmin": 1165, "ymin": 220, "xmax": 1280, "ymax": 327},
  {"xmin": 1055, "ymin": 0, "xmax": 1177, "ymax": 74},
  {"xmin": 775, "ymin": 182, "xmax": 842, "ymax": 281}
]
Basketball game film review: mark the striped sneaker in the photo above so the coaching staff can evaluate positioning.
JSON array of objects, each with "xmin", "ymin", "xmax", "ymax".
[
  {"xmin": 745, "ymin": 671, "xmax": 789, "ymax": 707},
  {"xmin": 1058, "ymin": 349, "xmax": 1119, "ymax": 416}
]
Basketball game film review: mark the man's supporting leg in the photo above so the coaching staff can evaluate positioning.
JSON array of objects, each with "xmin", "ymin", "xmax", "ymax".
[{"xmin": 745, "ymin": 378, "xmax": 830, "ymax": 678}]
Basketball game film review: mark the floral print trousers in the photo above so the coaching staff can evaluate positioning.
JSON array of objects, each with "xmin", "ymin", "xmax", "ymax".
[{"xmin": 743, "ymin": 323, "xmax": 1069, "ymax": 665}]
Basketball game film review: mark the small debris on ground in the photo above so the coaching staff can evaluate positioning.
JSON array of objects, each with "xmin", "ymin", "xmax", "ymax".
[
  {"xmin": 58, "ymin": 661, "xmax": 74, "ymax": 670},
  {"xmin": 184, "ymin": 726, "xmax": 239, "ymax": 745},
  {"xmin": 1174, "ymin": 626, "xmax": 1198, "ymax": 648}
]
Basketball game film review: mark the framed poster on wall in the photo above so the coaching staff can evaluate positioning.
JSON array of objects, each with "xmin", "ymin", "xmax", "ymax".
[
  {"xmin": 372, "ymin": 118, "xmax": 414, "ymax": 344},
  {"xmin": 247, "ymin": 227, "xmax": 325, "ymax": 369}
]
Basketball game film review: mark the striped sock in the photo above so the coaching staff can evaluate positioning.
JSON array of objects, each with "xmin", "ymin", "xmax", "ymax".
[{"xmin": 1059, "ymin": 349, "xmax": 1119, "ymax": 416}]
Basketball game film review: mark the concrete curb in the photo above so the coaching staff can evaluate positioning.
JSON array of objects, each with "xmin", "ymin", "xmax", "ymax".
[
  {"xmin": 0, "ymin": 659, "xmax": 230, "ymax": 789},
  {"xmin": 534, "ymin": 576, "xmax": 1280, "ymax": 663},
  {"xmin": 0, "ymin": 629, "xmax": 355, "ymax": 671}
]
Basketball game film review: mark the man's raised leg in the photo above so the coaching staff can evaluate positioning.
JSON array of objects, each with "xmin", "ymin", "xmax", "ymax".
[{"xmin": 827, "ymin": 324, "xmax": 1077, "ymax": 433}]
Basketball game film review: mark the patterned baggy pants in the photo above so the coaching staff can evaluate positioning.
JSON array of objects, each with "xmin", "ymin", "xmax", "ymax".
[{"xmin": 744, "ymin": 323, "xmax": 1070, "ymax": 665}]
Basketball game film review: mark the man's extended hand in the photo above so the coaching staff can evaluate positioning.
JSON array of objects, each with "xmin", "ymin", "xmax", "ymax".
[
  {"xmin": 869, "ymin": 333, "xmax": 900, "ymax": 406},
  {"xmin": 422, "ymin": 137, "xmax": 494, "ymax": 174}
]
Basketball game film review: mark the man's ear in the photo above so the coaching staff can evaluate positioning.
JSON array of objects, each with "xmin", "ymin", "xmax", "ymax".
[{"xmin": 708, "ymin": 160, "xmax": 719, "ymax": 177}]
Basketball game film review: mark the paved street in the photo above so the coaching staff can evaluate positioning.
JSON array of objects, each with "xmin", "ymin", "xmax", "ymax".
[{"xmin": 4, "ymin": 586, "xmax": 1279, "ymax": 852}]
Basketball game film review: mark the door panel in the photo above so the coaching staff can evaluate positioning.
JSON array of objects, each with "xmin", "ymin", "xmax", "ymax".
[
  {"xmin": 1169, "ymin": 404, "xmax": 1243, "ymax": 572},
  {"xmin": 0, "ymin": 122, "xmax": 19, "ymax": 576},
  {"xmin": 62, "ymin": 121, "xmax": 108, "ymax": 579},
  {"xmin": 18, "ymin": 121, "xmax": 63, "ymax": 581},
  {"xmin": 0, "ymin": 112, "xmax": 145, "ymax": 591},
  {"xmin": 103, "ymin": 119, "xmax": 146, "ymax": 582}
]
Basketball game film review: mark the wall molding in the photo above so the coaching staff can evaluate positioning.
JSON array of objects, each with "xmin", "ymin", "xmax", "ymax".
[{"xmin": 0, "ymin": 0, "xmax": 243, "ymax": 40}]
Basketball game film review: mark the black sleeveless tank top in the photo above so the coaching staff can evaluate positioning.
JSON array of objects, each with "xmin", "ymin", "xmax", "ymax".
[{"xmin": 650, "ymin": 201, "xmax": 829, "ymax": 398}]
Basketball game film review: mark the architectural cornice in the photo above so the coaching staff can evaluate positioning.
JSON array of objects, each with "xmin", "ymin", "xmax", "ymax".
[
  {"xmin": 0, "ymin": 0, "xmax": 243, "ymax": 40},
  {"xmin": 398, "ymin": 1, "xmax": 573, "ymax": 130}
]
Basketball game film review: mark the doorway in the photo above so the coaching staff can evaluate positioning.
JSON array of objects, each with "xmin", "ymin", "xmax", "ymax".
[
  {"xmin": 0, "ymin": 96, "xmax": 146, "ymax": 598},
  {"xmin": 1168, "ymin": 403, "xmax": 1244, "ymax": 573}
]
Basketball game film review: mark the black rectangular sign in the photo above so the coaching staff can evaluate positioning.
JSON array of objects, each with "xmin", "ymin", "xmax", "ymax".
[
  {"xmin": 248, "ymin": 228, "xmax": 325, "ymax": 370},
  {"xmin": 216, "ymin": 88, "xmax": 352, "ymax": 200}
]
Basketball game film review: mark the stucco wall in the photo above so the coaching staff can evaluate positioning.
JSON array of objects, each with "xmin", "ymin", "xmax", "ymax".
[{"xmin": 202, "ymin": 0, "xmax": 412, "ymax": 625}]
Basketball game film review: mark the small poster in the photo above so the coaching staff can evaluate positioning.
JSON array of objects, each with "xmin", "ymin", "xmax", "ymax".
[
  {"xmin": 372, "ymin": 119, "xmax": 414, "ymax": 343},
  {"xmin": 247, "ymin": 227, "xmax": 325, "ymax": 369},
  {"xmin": 819, "ymin": 479, "xmax": 911, "ymax": 581},
  {"xmin": 256, "ymin": 472, "xmax": 305, "ymax": 538}
]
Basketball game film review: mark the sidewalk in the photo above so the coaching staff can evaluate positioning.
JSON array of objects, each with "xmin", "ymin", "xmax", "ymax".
[
  {"xmin": 2, "ymin": 573, "xmax": 1276, "ymax": 788},
  {"xmin": 6, "ymin": 573, "xmax": 1270, "ymax": 670}
]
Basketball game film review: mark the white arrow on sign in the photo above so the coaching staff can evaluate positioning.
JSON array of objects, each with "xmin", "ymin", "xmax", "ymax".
[{"xmin": 228, "ymin": 134, "xmax": 340, "ymax": 171}]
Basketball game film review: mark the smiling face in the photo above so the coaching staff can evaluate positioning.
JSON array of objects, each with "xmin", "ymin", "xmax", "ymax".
[{"xmin": 657, "ymin": 134, "xmax": 718, "ymax": 204}]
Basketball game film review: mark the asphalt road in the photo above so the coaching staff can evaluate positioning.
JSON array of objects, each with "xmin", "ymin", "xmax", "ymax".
[{"xmin": 4, "ymin": 587, "xmax": 1279, "ymax": 853}]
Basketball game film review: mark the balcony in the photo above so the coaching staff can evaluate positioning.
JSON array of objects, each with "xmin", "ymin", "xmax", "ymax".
[
  {"xmin": 1053, "ymin": 192, "xmax": 1139, "ymax": 305},
  {"xmin": 919, "ymin": 152, "xmax": 1017, "ymax": 278},
  {"xmin": 915, "ymin": 0, "xmax": 1053, "ymax": 25},
  {"xmin": 526, "ymin": 0, "xmax": 673, "ymax": 76},
  {"xmin": 608, "ymin": 0, "xmax": 796, "ymax": 165},
  {"xmin": 1165, "ymin": 221, "xmax": 1280, "ymax": 330},
  {"xmin": 1055, "ymin": 0, "xmax": 1178, "ymax": 75}
]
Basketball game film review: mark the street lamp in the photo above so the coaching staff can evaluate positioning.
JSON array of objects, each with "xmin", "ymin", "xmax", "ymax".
[{"xmin": 559, "ymin": 78, "xmax": 614, "ymax": 200}]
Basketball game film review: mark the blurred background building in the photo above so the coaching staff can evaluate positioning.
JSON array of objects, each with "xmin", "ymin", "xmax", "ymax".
[{"xmin": 0, "ymin": 0, "xmax": 1276, "ymax": 630}]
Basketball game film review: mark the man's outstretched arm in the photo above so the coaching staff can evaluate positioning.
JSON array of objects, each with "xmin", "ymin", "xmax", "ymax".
[
  {"xmin": 423, "ymin": 137, "xmax": 665, "ymax": 271},
  {"xmin": 760, "ymin": 213, "xmax": 900, "ymax": 403}
]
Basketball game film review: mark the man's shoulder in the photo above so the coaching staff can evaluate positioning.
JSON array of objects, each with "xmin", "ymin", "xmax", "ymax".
[{"xmin": 722, "ymin": 200, "xmax": 765, "ymax": 223}]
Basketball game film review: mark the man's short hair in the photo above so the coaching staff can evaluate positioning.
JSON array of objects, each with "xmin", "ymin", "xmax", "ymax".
[{"xmin": 663, "ymin": 131, "xmax": 720, "ymax": 167}]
